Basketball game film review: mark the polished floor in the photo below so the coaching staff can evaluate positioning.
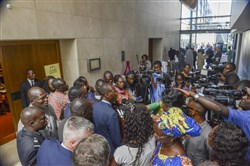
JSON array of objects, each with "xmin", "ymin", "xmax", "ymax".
[{"xmin": 0, "ymin": 139, "xmax": 20, "ymax": 166}]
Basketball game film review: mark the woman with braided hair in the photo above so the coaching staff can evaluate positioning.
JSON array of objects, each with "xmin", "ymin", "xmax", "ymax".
[{"xmin": 111, "ymin": 103, "xmax": 155, "ymax": 166}]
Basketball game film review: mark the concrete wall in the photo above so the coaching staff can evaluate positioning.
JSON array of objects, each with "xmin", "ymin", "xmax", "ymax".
[
  {"xmin": 230, "ymin": 0, "xmax": 249, "ymax": 29},
  {"xmin": 238, "ymin": 30, "xmax": 250, "ymax": 80},
  {"xmin": 0, "ymin": 0, "xmax": 181, "ymax": 85}
]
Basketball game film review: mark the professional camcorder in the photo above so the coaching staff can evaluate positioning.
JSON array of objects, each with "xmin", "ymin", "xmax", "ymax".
[
  {"xmin": 209, "ymin": 63, "xmax": 225, "ymax": 74},
  {"xmin": 203, "ymin": 88, "xmax": 245, "ymax": 101},
  {"xmin": 156, "ymin": 72, "xmax": 174, "ymax": 84},
  {"xmin": 190, "ymin": 63, "xmax": 227, "ymax": 87},
  {"xmin": 196, "ymin": 86, "xmax": 246, "ymax": 127}
]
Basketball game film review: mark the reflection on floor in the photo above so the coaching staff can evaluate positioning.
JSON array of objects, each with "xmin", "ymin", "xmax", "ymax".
[
  {"xmin": 0, "ymin": 139, "xmax": 20, "ymax": 166},
  {"xmin": 0, "ymin": 112, "xmax": 16, "ymax": 145}
]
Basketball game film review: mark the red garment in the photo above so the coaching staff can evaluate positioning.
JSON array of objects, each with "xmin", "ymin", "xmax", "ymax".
[
  {"xmin": 48, "ymin": 91, "xmax": 69, "ymax": 120},
  {"xmin": 114, "ymin": 86, "xmax": 131, "ymax": 105}
]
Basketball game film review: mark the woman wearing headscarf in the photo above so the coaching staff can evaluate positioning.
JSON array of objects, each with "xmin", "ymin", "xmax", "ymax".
[{"xmin": 150, "ymin": 89, "xmax": 201, "ymax": 166}]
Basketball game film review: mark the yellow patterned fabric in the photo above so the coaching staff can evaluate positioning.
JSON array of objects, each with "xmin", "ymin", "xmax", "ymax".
[
  {"xmin": 151, "ymin": 142, "xmax": 193, "ymax": 166},
  {"xmin": 157, "ymin": 107, "xmax": 201, "ymax": 138}
]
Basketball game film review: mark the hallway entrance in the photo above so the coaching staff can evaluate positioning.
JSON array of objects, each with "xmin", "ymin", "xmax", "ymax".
[
  {"xmin": 0, "ymin": 40, "xmax": 62, "ymax": 144},
  {"xmin": 148, "ymin": 38, "xmax": 163, "ymax": 63}
]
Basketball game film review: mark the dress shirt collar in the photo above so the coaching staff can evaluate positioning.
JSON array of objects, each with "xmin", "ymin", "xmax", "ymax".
[
  {"xmin": 27, "ymin": 79, "xmax": 34, "ymax": 86},
  {"xmin": 61, "ymin": 142, "xmax": 72, "ymax": 152},
  {"xmin": 101, "ymin": 99, "xmax": 111, "ymax": 106}
]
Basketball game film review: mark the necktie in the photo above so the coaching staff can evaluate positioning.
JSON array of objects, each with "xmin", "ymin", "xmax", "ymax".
[{"xmin": 31, "ymin": 80, "xmax": 34, "ymax": 86}]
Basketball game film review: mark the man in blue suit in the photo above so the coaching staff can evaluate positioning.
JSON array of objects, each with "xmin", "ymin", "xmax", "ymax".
[
  {"xmin": 92, "ymin": 83, "xmax": 121, "ymax": 154},
  {"xmin": 37, "ymin": 116, "xmax": 94, "ymax": 166}
]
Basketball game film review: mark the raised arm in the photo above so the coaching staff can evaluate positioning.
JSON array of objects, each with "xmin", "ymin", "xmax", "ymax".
[{"xmin": 176, "ymin": 88, "xmax": 229, "ymax": 117}]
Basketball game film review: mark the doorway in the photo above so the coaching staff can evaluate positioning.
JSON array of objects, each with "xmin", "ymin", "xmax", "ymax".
[
  {"xmin": 0, "ymin": 40, "xmax": 62, "ymax": 144},
  {"xmin": 148, "ymin": 38, "xmax": 163, "ymax": 63}
]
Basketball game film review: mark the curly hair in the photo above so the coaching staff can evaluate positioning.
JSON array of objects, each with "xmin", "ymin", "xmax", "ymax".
[
  {"xmin": 123, "ymin": 103, "xmax": 154, "ymax": 166},
  {"xmin": 73, "ymin": 134, "xmax": 110, "ymax": 166},
  {"xmin": 210, "ymin": 122, "xmax": 249, "ymax": 166}
]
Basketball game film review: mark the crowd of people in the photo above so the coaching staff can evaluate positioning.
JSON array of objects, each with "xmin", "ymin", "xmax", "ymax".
[
  {"xmin": 16, "ymin": 50, "xmax": 250, "ymax": 166},
  {"xmin": 167, "ymin": 44, "xmax": 235, "ymax": 72}
]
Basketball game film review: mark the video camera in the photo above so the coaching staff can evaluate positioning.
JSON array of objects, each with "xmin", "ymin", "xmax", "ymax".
[
  {"xmin": 191, "ymin": 63, "xmax": 226, "ymax": 87},
  {"xmin": 209, "ymin": 63, "xmax": 225, "ymax": 74},
  {"xmin": 155, "ymin": 72, "xmax": 174, "ymax": 84},
  {"xmin": 203, "ymin": 88, "xmax": 245, "ymax": 100},
  {"xmin": 196, "ymin": 88, "xmax": 245, "ymax": 111},
  {"xmin": 191, "ymin": 69, "xmax": 223, "ymax": 87},
  {"xmin": 138, "ymin": 70, "xmax": 154, "ymax": 85},
  {"xmin": 183, "ymin": 71, "xmax": 201, "ymax": 85}
]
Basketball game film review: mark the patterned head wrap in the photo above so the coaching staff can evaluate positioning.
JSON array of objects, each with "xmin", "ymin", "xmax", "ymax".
[{"xmin": 157, "ymin": 107, "xmax": 201, "ymax": 138}]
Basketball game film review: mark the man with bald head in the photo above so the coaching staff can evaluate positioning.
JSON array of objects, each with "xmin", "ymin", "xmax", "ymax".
[
  {"xmin": 70, "ymin": 97, "xmax": 93, "ymax": 121},
  {"xmin": 17, "ymin": 106, "xmax": 47, "ymax": 166},
  {"xmin": 184, "ymin": 100, "xmax": 212, "ymax": 165},
  {"xmin": 58, "ymin": 97, "xmax": 93, "ymax": 142},
  {"xmin": 18, "ymin": 86, "xmax": 58, "ymax": 139},
  {"xmin": 95, "ymin": 79, "xmax": 105, "ymax": 100},
  {"xmin": 63, "ymin": 86, "xmax": 83, "ymax": 119},
  {"xmin": 92, "ymin": 83, "xmax": 121, "ymax": 154}
]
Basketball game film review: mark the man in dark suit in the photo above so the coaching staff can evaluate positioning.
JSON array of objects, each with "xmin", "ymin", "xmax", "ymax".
[
  {"xmin": 20, "ymin": 69, "xmax": 42, "ymax": 108},
  {"xmin": 37, "ymin": 116, "xmax": 94, "ymax": 166},
  {"xmin": 92, "ymin": 83, "xmax": 121, "ymax": 154}
]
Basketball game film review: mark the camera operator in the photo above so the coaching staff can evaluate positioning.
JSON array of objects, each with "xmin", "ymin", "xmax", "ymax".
[
  {"xmin": 181, "ymin": 64, "xmax": 192, "ymax": 89},
  {"xmin": 150, "ymin": 60, "xmax": 166, "ymax": 103},
  {"xmin": 181, "ymin": 64, "xmax": 192, "ymax": 79},
  {"xmin": 218, "ymin": 63, "xmax": 238, "ymax": 85},
  {"xmin": 171, "ymin": 73, "xmax": 189, "ymax": 91},
  {"xmin": 125, "ymin": 72, "xmax": 143, "ymax": 103},
  {"xmin": 176, "ymin": 87, "xmax": 250, "ymax": 162},
  {"xmin": 135, "ymin": 64, "xmax": 152, "ymax": 104},
  {"xmin": 233, "ymin": 80, "xmax": 250, "ymax": 109},
  {"xmin": 224, "ymin": 72, "xmax": 240, "ymax": 87}
]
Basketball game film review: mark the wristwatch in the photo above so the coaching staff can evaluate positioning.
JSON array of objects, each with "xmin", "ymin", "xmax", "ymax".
[{"xmin": 193, "ymin": 94, "xmax": 200, "ymax": 101}]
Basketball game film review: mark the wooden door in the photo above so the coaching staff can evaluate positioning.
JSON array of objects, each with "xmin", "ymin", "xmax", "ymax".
[{"xmin": 0, "ymin": 40, "xmax": 62, "ymax": 130}]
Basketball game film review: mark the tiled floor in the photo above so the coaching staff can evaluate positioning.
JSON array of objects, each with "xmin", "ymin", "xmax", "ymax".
[{"xmin": 0, "ymin": 139, "xmax": 21, "ymax": 166}]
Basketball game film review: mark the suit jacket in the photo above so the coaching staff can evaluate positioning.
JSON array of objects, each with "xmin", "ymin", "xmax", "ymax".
[
  {"xmin": 17, "ymin": 129, "xmax": 44, "ymax": 166},
  {"xmin": 92, "ymin": 100, "xmax": 121, "ymax": 154},
  {"xmin": 37, "ymin": 138, "xmax": 73, "ymax": 166},
  {"xmin": 20, "ymin": 79, "xmax": 42, "ymax": 108}
]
